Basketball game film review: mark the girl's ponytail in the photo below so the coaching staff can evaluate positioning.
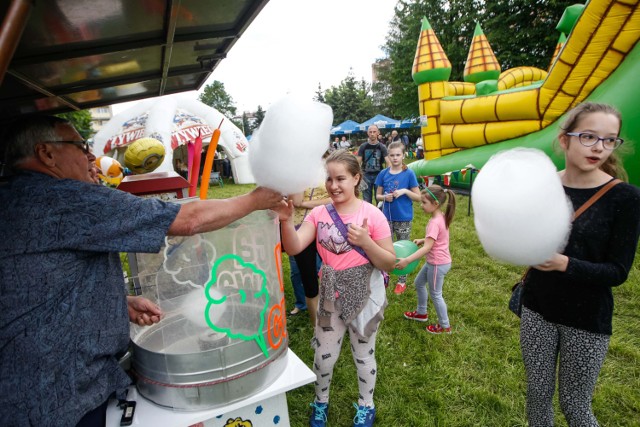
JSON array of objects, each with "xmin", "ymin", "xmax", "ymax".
[
  {"xmin": 423, "ymin": 184, "xmax": 456, "ymax": 228},
  {"xmin": 443, "ymin": 189, "xmax": 456, "ymax": 228}
]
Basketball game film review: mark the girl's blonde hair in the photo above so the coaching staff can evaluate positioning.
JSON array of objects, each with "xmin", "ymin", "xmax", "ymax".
[
  {"xmin": 422, "ymin": 184, "xmax": 456, "ymax": 228},
  {"xmin": 325, "ymin": 149, "xmax": 362, "ymax": 197},
  {"xmin": 559, "ymin": 102, "xmax": 628, "ymax": 181}
]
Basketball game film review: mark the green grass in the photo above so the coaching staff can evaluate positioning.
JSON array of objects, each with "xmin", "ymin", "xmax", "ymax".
[{"xmin": 206, "ymin": 182, "xmax": 640, "ymax": 427}]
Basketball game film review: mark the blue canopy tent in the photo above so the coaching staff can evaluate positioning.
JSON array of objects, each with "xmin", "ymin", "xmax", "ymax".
[
  {"xmin": 331, "ymin": 120, "xmax": 361, "ymax": 135},
  {"xmin": 400, "ymin": 117, "xmax": 421, "ymax": 129},
  {"xmin": 358, "ymin": 114, "xmax": 401, "ymax": 131}
]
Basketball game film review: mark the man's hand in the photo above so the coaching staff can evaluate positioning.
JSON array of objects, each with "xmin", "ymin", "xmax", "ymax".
[
  {"xmin": 249, "ymin": 187, "xmax": 288, "ymax": 210},
  {"xmin": 127, "ymin": 296, "xmax": 163, "ymax": 326}
]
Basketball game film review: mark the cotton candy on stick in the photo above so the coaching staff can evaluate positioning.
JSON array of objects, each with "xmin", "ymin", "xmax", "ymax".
[
  {"xmin": 249, "ymin": 95, "xmax": 333, "ymax": 195},
  {"xmin": 471, "ymin": 148, "xmax": 572, "ymax": 266}
]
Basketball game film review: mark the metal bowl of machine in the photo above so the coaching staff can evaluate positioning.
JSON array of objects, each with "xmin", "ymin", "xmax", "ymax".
[{"xmin": 131, "ymin": 310, "xmax": 287, "ymax": 411}]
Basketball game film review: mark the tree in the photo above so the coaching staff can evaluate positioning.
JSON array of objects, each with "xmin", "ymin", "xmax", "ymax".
[
  {"xmin": 57, "ymin": 110, "xmax": 93, "ymax": 140},
  {"xmin": 313, "ymin": 83, "xmax": 325, "ymax": 103},
  {"xmin": 323, "ymin": 70, "xmax": 375, "ymax": 125},
  {"xmin": 381, "ymin": 0, "xmax": 482, "ymax": 120},
  {"xmin": 198, "ymin": 80, "xmax": 237, "ymax": 118},
  {"xmin": 371, "ymin": 59, "xmax": 393, "ymax": 118},
  {"xmin": 484, "ymin": 0, "xmax": 574, "ymax": 71},
  {"xmin": 253, "ymin": 105, "xmax": 266, "ymax": 130},
  {"xmin": 242, "ymin": 112, "xmax": 251, "ymax": 135}
]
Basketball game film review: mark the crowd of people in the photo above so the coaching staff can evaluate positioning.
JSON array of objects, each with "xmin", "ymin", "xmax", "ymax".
[
  {"xmin": 1, "ymin": 101, "xmax": 638, "ymax": 427},
  {"xmin": 330, "ymin": 129, "xmax": 423, "ymax": 160}
]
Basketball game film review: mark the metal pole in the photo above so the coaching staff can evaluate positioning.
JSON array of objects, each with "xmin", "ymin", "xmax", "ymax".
[
  {"xmin": 468, "ymin": 168, "xmax": 475, "ymax": 216},
  {"xmin": 0, "ymin": 0, "xmax": 33, "ymax": 86}
]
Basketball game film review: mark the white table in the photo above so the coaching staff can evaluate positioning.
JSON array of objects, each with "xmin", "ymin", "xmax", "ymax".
[{"xmin": 106, "ymin": 349, "xmax": 315, "ymax": 427}]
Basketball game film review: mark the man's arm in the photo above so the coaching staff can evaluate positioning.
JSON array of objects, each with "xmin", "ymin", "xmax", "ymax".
[{"xmin": 168, "ymin": 187, "xmax": 285, "ymax": 236}]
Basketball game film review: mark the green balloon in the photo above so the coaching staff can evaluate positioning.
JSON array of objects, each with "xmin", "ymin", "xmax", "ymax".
[{"xmin": 392, "ymin": 240, "xmax": 420, "ymax": 276}]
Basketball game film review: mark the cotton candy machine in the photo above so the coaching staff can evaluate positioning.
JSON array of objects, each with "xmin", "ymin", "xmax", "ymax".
[{"xmin": 127, "ymin": 209, "xmax": 288, "ymax": 411}]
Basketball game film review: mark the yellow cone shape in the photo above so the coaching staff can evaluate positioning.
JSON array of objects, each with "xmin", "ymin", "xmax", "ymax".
[
  {"xmin": 464, "ymin": 23, "xmax": 501, "ymax": 83},
  {"xmin": 412, "ymin": 17, "xmax": 452, "ymax": 85}
]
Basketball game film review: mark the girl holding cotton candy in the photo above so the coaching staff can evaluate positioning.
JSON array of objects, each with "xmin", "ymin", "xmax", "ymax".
[
  {"xmin": 276, "ymin": 149, "xmax": 395, "ymax": 426},
  {"xmin": 396, "ymin": 185, "xmax": 457, "ymax": 334},
  {"xmin": 518, "ymin": 103, "xmax": 640, "ymax": 426}
]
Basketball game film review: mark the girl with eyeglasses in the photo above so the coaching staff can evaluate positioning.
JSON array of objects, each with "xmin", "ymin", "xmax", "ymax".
[{"xmin": 520, "ymin": 102, "xmax": 640, "ymax": 426}]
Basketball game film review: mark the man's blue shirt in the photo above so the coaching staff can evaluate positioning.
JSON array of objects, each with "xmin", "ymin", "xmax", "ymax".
[{"xmin": 0, "ymin": 171, "xmax": 180, "ymax": 426}]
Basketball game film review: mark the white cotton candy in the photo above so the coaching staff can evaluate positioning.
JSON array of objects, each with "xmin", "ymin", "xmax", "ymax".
[
  {"xmin": 471, "ymin": 148, "xmax": 573, "ymax": 266},
  {"xmin": 249, "ymin": 94, "xmax": 333, "ymax": 194},
  {"xmin": 181, "ymin": 287, "xmax": 225, "ymax": 329}
]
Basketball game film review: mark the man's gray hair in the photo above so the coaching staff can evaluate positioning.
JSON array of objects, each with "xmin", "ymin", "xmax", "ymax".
[{"xmin": 2, "ymin": 115, "xmax": 71, "ymax": 167}]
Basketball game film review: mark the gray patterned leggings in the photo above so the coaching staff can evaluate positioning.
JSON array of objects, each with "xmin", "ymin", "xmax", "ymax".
[
  {"xmin": 520, "ymin": 307, "xmax": 610, "ymax": 427},
  {"xmin": 312, "ymin": 315, "xmax": 378, "ymax": 408},
  {"xmin": 388, "ymin": 220, "xmax": 412, "ymax": 283}
]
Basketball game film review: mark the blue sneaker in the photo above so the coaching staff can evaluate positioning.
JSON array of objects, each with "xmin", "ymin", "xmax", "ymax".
[
  {"xmin": 352, "ymin": 403, "xmax": 376, "ymax": 426},
  {"xmin": 309, "ymin": 401, "xmax": 329, "ymax": 427}
]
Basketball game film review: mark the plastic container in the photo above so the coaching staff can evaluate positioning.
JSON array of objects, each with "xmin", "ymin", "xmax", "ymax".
[{"xmin": 128, "ymin": 209, "xmax": 288, "ymax": 411}]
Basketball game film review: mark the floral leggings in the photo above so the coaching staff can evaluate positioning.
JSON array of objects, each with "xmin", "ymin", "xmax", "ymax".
[{"xmin": 520, "ymin": 307, "xmax": 610, "ymax": 427}]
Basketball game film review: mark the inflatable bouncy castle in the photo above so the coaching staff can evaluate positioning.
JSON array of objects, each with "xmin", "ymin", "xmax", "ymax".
[{"xmin": 409, "ymin": 0, "xmax": 640, "ymax": 187}]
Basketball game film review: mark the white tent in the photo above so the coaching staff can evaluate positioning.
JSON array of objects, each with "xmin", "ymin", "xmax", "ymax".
[{"xmin": 93, "ymin": 94, "xmax": 255, "ymax": 184}]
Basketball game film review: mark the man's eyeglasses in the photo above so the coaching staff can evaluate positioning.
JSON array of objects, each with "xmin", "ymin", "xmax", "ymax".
[
  {"xmin": 45, "ymin": 140, "xmax": 90, "ymax": 154},
  {"xmin": 565, "ymin": 132, "xmax": 623, "ymax": 150}
]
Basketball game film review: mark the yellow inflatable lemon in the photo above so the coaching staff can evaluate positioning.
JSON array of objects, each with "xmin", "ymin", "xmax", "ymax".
[{"xmin": 124, "ymin": 137, "xmax": 165, "ymax": 174}]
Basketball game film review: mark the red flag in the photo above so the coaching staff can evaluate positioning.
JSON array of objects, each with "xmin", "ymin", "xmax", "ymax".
[{"xmin": 189, "ymin": 130, "xmax": 203, "ymax": 197}]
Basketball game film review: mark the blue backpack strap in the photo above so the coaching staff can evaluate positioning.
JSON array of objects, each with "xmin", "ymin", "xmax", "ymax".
[{"xmin": 325, "ymin": 204, "xmax": 370, "ymax": 261}]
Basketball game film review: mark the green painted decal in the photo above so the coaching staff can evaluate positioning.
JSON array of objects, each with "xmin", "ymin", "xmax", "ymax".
[{"xmin": 204, "ymin": 254, "xmax": 271, "ymax": 357}]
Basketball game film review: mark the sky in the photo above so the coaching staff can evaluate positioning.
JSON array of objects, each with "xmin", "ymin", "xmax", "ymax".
[{"xmin": 112, "ymin": 0, "xmax": 399, "ymax": 116}]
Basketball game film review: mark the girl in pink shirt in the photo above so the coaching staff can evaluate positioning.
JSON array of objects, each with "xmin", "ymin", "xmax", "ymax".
[
  {"xmin": 277, "ymin": 150, "xmax": 395, "ymax": 426},
  {"xmin": 395, "ymin": 185, "xmax": 457, "ymax": 334}
]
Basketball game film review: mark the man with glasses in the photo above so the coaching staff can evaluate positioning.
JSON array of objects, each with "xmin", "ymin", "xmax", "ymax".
[{"xmin": 0, "ymin": 116, "xmax": 286, "ymax": 427}]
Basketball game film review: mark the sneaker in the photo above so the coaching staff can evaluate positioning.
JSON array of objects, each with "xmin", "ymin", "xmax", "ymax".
[
  {"xmin": 393, "ymin": 282, "xmax": 407, "ymax": 295},
  {"xmin": 426, "ymin": 324, "xmax": 452, "ymax": 334},
  {"xmin": 403, "ymin": 310, "xmax": 428, "ymax": 322},
  {"xmin": 352, "ymin": 403, "xmax": 376, "ymax": 426},
  {"xmin": 309, "ymin": 401, "xmax": 329, "ymax": 427}
]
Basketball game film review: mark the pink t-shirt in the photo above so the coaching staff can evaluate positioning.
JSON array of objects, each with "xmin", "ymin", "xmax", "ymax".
[
  {"xmin": 425, "ymin": 214, "xmax": 451, "ymax": 265},
  {"xmin": 305, "ymin": 201, "xmax": 391, "ymax": 271}
]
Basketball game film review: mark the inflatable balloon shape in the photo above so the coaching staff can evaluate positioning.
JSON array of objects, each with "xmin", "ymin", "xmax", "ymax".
[
  {"xmin": 124, "ymin": 137, "xmax": 165, "ymax": 174},
  {"xmin": 95, "ymin": 155, "xmax": 123, "ymax": 187},
  {"xmin": 392, "ymin": 240, "xmax": 420, "ymax": 275},
  {"xmin": 471, "ymin": 148, "xmax": 572, "ymax": 266}
]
